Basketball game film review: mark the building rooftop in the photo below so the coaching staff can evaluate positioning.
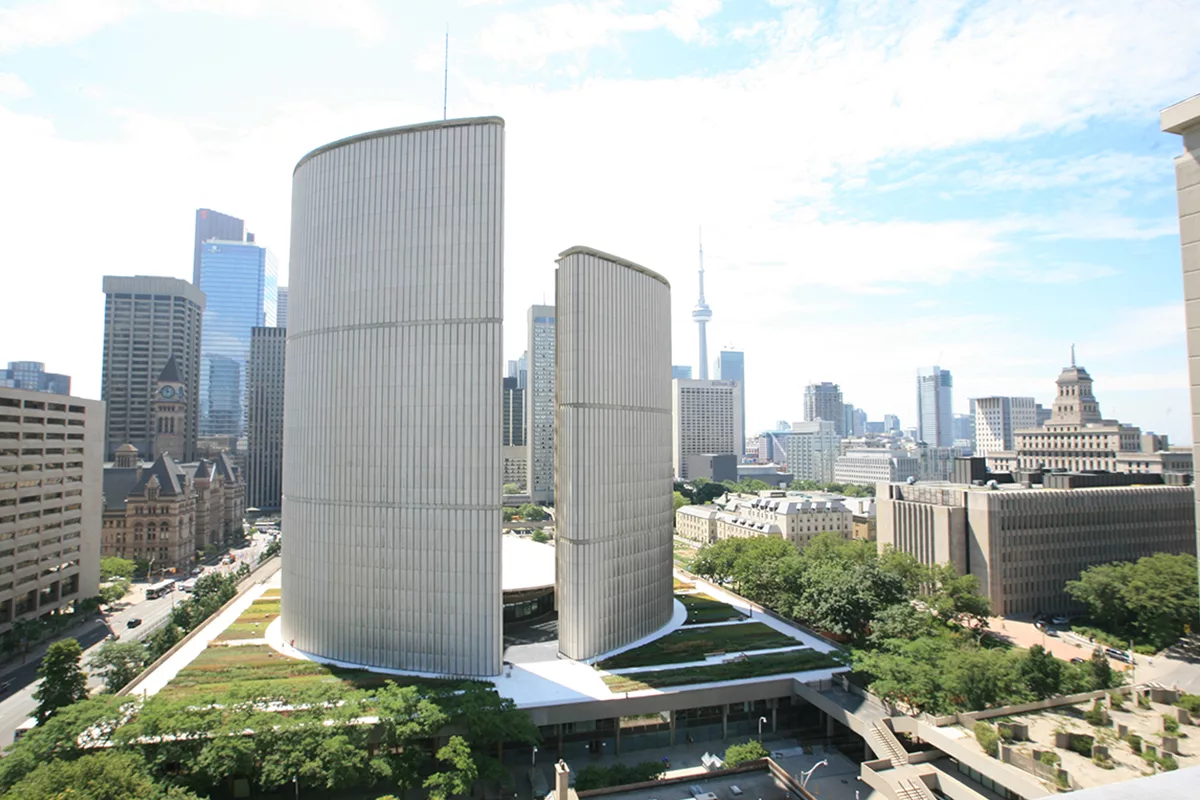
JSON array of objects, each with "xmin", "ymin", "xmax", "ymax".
[{"xmin": 501, "ymin": 534, "xmax": 555, "ymax": 592}]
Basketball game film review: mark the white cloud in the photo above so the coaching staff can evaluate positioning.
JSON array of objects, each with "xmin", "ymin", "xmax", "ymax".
[
  {"xmin": 0, "ymin": 73, "xmax": 33, "ymax": 98},
  {"xmin": 479, "ymin": 0, "xmax": 720, "ymax": 66},
  {"xmin": 0, "ymin": 0, "xmax": 384, "ymax": 53}
]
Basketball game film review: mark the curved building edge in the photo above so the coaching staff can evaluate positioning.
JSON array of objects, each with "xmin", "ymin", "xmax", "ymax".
[
  {"xmin": 293, "ymin": 115, "xmax": 506, "ymax": 174},
  {"xmin": 556, "ymin": 245, "xmax": 671, "ymax": 289}
]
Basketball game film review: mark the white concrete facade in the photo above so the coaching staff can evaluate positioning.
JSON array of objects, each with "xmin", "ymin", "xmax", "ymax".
[
  {"xmin": 675, "ymin": 504, "xmax": 719, "ymax": 544},
  {"xmin": 834, "ymin": 449, "xmax": 920, "ymax": 485},
  {"xmin": 776, "ymin": 420, "xmax": 838, "ymax": 483},
  {"xmin": 0, "ymin": 388, "xmax": 102, "ymax": 633},
  {"xmin": 672, "ymin": 379, "xmax": 743, "ymax": 480},
  {"xmin": 282, "ymin": 117, "xmax": 504, "ymax": 676},
  {"xmin": 972, "ymin": 396, "xmax": 1036, "ymax": 457},
  {"xmin": 555, "ymin": 246, "xmax": 674, "ymax": 661},
  {"xmin": 1162, "ymin": 95, "xmax": 1200, "ymax": 574}
]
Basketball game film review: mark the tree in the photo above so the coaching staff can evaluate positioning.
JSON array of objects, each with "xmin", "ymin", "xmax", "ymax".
[
  {"xmin": 1067, "ymin": 554, "xmax": 1200, "ymax": 650},
  {"xmin": 33, "ymin": 639, "xmax": 88, "ymax": 723},
  {"xmin": 690, "ymin": 478, "xmax": 726, "ymax": 505},
  {"xmin": 673, "ymin": 491, "xmax": 688, "ymax": 513},
  {"xmin": 424, "ymin": 736, "xmax": 477, "ymax": 800},
  {"xmin": 788, "ymin": 479, "xmax": 821, "ymax": 491},
  {"xmin": 723, "ymin": 740, "xmax": 768, "ymax": 766},
  {"xmin": 0, "ymin": 696, "xmax": 128, "ymax": 794},
  {"xmin": 517, "ymin": 504, "xmax": 549, "ymax": 522},
  {"xmin": 0, "ymin": 750, "xmax": 201, "ymax": 800},
  {"xmin": 99, "ymin": 580, "xmax": 129, "ymax": 606},
  {"xmin": 531, "ymin": 530, "xmax": 550, "ymax": 544},
  {"xmin": 89, "ymin": 641, "xmax": 147, "ymax": 693},
  {"xmin": 99, "ymin": 557, "xmax": 136, "ymax": 582},
  {"xmin": 503, "ymin": 483, "xmax": 520, "ymax": 494},
  {"xmin": 1020, "ymin": 645, "xmax": 1063, "ymax": 699},
  {"xmin": 926, "ymin": 564, "xmax": 992, "ymax": 635}
]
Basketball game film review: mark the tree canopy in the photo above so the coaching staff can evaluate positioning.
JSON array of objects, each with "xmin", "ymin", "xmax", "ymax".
[
  {"xmin": 99, "ymin": 557, "xmax": 136, "ymax": 582},
  {"xmin": 1066, "ymin": 553, "xmax": 1199, "ymax": 651},
  {"xmin": 33, "ymin": 639, "xmax": 89, "ymax": 723}
]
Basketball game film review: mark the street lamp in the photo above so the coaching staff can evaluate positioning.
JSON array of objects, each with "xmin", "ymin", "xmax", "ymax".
[
  {"xmin": 799, "ymin": 760, "xmax": 828, "ymax": 790},
  {"xmin": 532, "ymin": 746, "xmax": 538, "ymax": 766},
  {"xmin": 758, "ymin": 716, "xmax": 768, "ymax": 742}
]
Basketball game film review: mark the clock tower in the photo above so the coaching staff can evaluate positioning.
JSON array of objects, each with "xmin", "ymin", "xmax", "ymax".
[{"xmin": 153, "ymin": 355, "xmax": 187, "ymax": 459}]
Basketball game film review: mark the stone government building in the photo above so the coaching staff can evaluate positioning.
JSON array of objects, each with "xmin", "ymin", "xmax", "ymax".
[{"xmin": 101, "ymin": 358, "xmax": 244, "ymax": 571}]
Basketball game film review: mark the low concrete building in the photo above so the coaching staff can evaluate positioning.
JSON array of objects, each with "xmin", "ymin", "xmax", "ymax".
[
  {"xmin": 834, "ymin": 449, "xmax": 919, "ymax": 485},
  {"xmin": 876, "ymin": 476, "xmax": 1197, "ymax": 615},
  {"xmin": 675, "ymin": 504, "xmax": 719, "ymax": 545},
  {"xmin": 736, "ymin": 463, "xmax": 793, "ymax": 487},
  {"xmin": 686, "ymin": 453, "xmax": 738, "ymax": 483},
  {"xmin": 0, "ymin": 388, "xmax": 102, "ymax": 632}
]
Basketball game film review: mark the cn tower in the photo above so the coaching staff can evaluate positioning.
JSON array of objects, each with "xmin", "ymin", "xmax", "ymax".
[{"xmin": 692, "ymin": 231, "xmax": 713, "ymax": 379}]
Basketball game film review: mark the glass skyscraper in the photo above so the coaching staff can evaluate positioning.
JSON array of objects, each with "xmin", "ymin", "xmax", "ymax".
[
  {"xmin": 917, "ymin": 366, "xmax": 954, "ymax": 447},
  {"xmin": 198, "ymin": 239, "xmax": 277, "ymax": 436},
  {"xmin": 714, "ymin": 349, "xmax": 746, "ymax": 455},
  {"xmin": 193, "ymin": 208, "xmax": 246, "ymax": 285}
]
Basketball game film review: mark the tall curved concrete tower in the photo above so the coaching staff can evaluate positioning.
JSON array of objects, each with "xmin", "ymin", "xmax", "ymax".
[
  {"xmin": 281, "ymin": 118, "xmax": 504, "ymax": 677},
  {"xmin": 555, "ymin": 246, "xmax": 675, "ymax": 660}
]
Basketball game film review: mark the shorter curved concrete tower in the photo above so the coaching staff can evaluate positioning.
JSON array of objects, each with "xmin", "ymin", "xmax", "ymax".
[{"xmin": 555, "ymin": 246, "xmax": 675, "ymax": 660}]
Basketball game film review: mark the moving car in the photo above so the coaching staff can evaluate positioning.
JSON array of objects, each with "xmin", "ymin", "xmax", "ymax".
[
  {"xmin": 126, "ymin": 617, "xmax": 143, "ymax": 629},
  {"xmin": 1105, "ymin": 647, "xmax": 1134, "ymax": 664}
]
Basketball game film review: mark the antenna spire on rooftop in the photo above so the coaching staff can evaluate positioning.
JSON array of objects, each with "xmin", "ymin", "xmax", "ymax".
[
  {"xmin": 1071, "ymin": 343, "xmax": 1076, "ymax": 368},
  {"xmin": 443, "ymin": 25, "xmax": 449, "ymax": 121}
]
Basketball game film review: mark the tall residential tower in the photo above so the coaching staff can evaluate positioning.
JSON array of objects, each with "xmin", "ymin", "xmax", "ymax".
[{"xmin": 527, "ymin": 305, "xmax": 556, "ymax": 505}]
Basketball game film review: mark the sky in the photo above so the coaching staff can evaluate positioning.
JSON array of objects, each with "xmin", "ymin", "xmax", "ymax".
[{"xmin": 0, "ymin": 0, "xmax": 1197, "ymax": 441}]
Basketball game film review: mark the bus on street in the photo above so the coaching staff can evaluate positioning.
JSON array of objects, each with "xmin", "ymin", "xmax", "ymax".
[{"xmin": 145, "ymin": 580, "xmax": 175, "ymax": 600}]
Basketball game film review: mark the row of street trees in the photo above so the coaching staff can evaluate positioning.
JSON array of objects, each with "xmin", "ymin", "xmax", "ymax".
[{"xmin": 688, "ymin": 534, "xmax": 1120, "ymax": 715}]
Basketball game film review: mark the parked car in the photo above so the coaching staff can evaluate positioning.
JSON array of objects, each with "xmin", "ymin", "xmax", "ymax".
[
  {"xmin": 1071, "ymin": 657, "xmax": 1086, "ymax": 664},
  {"xmin": 1046, "ymin": 629, "xmax": 1060, "ymax": 637},
  {"xmin": 126, "ymin": 618, "xmax": 142, "ymax": 629},
  {"xmin": 1051, "ymin": 615, "xmax": 1070, "ymax": 626},
  {"xmin": 1105, "ymin": 647, "xmax": 1134, "ymax": 664}
]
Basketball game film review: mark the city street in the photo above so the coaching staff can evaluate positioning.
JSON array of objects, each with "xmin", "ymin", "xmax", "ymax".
[{"xmin": 0, "ymin": 530, "xmax": 270, "ymax": 746}]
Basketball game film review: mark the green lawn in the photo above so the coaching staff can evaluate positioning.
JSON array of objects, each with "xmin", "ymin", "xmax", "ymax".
[
  {"xmin": 673, "ymin": 542, "xmax": 698, "ymax": 569},
  {"xmin": 597, "ymin": 621, "xmax": 799, "ymax": 669},
  {"xmin": 214, "ymin": 597, "xmax": 281, "ymax": 641},
  {"xmin": 161, "ymin": 644, "xmax": 462, "ymax": 700},
  {"xmin": 602, "ymin": 649, "xmax": 843, "ymax": 692},
  {"xmin": 678, "ymin": 593, "xmax": 744, "ymax": 625}
]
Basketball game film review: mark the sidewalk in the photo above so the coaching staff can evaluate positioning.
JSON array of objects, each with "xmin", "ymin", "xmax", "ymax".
[{"xmin": 0, "ymin": 610, "xmax": 108, "ymax": 679}]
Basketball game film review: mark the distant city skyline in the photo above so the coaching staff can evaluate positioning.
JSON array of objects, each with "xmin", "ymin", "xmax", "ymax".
[{"xmin": 2, "ymin": 4, "xmax": 1193, "ymax": 442}]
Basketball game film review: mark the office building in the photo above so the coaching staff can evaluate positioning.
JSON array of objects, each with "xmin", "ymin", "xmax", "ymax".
[
  {"xmin": 916, "ymin": 366, "xmax": 954, "ymax": 446},
  {"xmin": 834, "ymin": 449, "xmax": 920, "ymax": 485},
  {"xmin": 502, "ymin": 377, "xmax": 525, "ymax": 447},
  {"xmin": 883, "ymin": 414, "xmax": 900, "ymax": 432},
  {"xmin": 672, "ymin": 365, "xmax": 693, "ymax": 380},
  {"xmin": 842, "ymin": 404, "xmax": 866, "ymax": 438},
  {"xmin": 953, "ymin": 413, "xmax": 974, "ymax": 448},
  {"xmin": 713, "ymin": 349, "xmax": 745, "ymax": 455},
  {"xmin": 0, "ymin": 388, "xmax": 102, "ymax": 634},
  {"xmin": 986, "ymin": 359, "xmax": 1192, "ymax": 475},
  {"xmin": 0, "ymin": 362, "xmax": 70, "ymax": 395},
  {"xmin": 555, "ymin": 246, "xmax": 673, "ymax": 661},
  {"xmin": 972, "ymin": 396, "xmax": 1036, "ymax": 457},
  {"xmin": 276, "ymin": 286, "xmax": 288, "ymax": 328},
  {"xmin": 197, "ymin": 238, "xmax": 278, "ymax": 437},
  {"xmin": 877, "ymin": 477, "xmax": 1196, "ymax": 615},
  {"xmin": 1162, "ymin": 95, "xmax": 1200, "ymax": 576},
  {"xmin": 102, "ymin": 445, "xmax": 243, "ymax": 569},
  {"xmin": 193, "ymin": 208, "xmax": 246, "ymax": 285},
  {"xmin": 527, "ymin": 305, "xmax": 556, "ymax": 505},
  {"xmin": 804, "ymin": 382, "xmax": 844, "ymax": 436},
  {"xmin": 101, "ymin": 275, "xmax": 205, "ymax": 462},
  {"xmin": 773, "ymin": 420, "xmax": 839, "ymax": 484},
  {"xmin": 502, "ymin": 446, "xmax": 527, "ymax": 491},
  {"xmin": 246, "ymin": 327, "xmax": 286, "ymax": 511},
  {"xmin": 282, "ymin": 117, "xmax": 505, "ymax": 676},
  {"xmin": 672, "ymin": 379, "xmax": 743, "ymax": 480}
]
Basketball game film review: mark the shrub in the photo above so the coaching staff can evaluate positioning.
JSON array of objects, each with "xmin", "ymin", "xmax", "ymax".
[
  {"xmin": 1163, "ymin": 714, "xmax": 1180, "ymax": 734},
  {"xmin": 1084, "ymin": 699, "xmax": 1106, "ymax": 726},
  {"xmin": 1039, "ymin": 751, "xmax": 1061, "ymax": 767},
  {"xmin": 1127, "ymin": 734, "xmax": 1142, "ymax": 753},
  {"xmin": 1177, "ymin": 693, "xmax": 1200, "ymax": 715},
  {"xmin": 573, "ymin": 763, "xmax": 664, "ymax": 791},
  {"xmin": 723, "ymin": 740, "xmax": 769, "ymax": 767},
  {"xmin": 1139, "ymin": 693, "xmax": 1152, "ymax": 709},
  {"xmin": 1092, "ymin": 753, "xmax": 1114, "ymax": 769},
  {"xmin": 1108, "ymin": 691, "xmax": 1125, "ymax": 710},
  {"xmin": 1067, "ymin": 734, "xmax": 1094, "ymax": 757},
  {"xmin": 1055, "ymin": 772, "xmax": 1070, "ymax": 790},
  {"xmin": 974, "ymin": 721, "xmax": 1000, "ymax": 758},
  {"xmin": 1159, "ymin": 753, "xmax": 1179, "ymax": 771}
]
